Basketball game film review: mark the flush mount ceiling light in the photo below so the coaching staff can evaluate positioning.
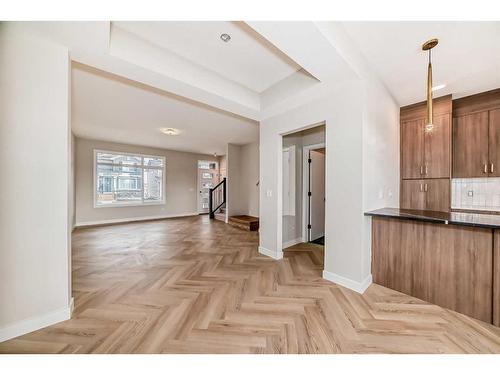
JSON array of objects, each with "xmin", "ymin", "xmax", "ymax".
[
  {"xmin": 160, "ymin": 127, "xmax": 180, "ymax": 136},
  {"xmin": 422, "ymin": 38, "xmax": 439, "ymax": 132},
  {"xmin": 220, "ymin": 33, "xmax": 231, "ymax": 43}
]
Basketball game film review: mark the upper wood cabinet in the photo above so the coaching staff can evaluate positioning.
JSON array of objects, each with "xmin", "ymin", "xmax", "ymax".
[
  {"xmin": 452, "ymin": 112, "xmax": 489, "ymax": 177},
  {"xmin": 489, "ymin": 109, "xmax": 500, "ymax": 177},
  {"xmin": 452, "ymin": 89, "xmax": 500, "ymax": 178},
  {"xmin": 401, "ymin": 119, "xmax": 424, "ymax": 179},
  {"xmin": 400, "ymin": 95, "xmax": 452, "ymax": 180}
]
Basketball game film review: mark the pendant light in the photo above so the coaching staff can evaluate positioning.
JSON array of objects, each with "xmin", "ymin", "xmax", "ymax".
[{"xmin": 422, "ymin": 38, "xmax": 438, "ymax": 132}]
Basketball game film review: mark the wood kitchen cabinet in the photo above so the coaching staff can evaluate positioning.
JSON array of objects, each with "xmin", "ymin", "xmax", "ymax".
[
  {"xmin": 400, "ymin": 180, "xmax": 425, "ymax": 210},
  {"xmin": 401, "ymin": 96, "xmax": 452, "ymax": 180},
  {"xmin": 424, "ymin": 113, "xmax": 451, "ymax": 178},
  {"xmin": 425, "ymin": 179, "xmax": 450, "ymax": 212},
  {"xmin": 452, "ymin": 89, "xmax": 500, "ymax": 178},
  {"xmin": 494, "ymin": 229, "xmax": 500, "ymax": 327},
  {"xmin": 452, "ymin": 111, "xmax": 489, "ymax": 177},
  {"xmin": 401, "ymin": 178, "xmax": 450, "ymax": 212},
  {"xmin": 372, "ymin": 217, "xmax": 493, "ymax": 324},
  {"xmin": 401, "ymin": 118, "xmax": 425, "ymax": 179},
  {"xmin": 489, "ymin": 109, "xmax": 500, "ymax": 177}
]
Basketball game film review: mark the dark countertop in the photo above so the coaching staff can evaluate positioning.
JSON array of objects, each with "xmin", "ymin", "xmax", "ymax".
[{"xmin": 364, "ymin": 207, "xmax": 500, "ymax": 229}]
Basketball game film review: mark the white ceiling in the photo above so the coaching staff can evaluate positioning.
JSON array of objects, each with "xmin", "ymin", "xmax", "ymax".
[
  {"xmin": 342, "ymin": 22, "xmax": 500, "ymax": 106},
  {"xmin": 113, "ymin": 21, "xmax": 302, "ymax": 93},
  {"xmin": 71, "ymin": 63, "xmax": 259, "ymax": 155},
  {"xmin": 24, "ymin": 21, "xmax": 500, "ymax": 155},
  {"xmin": 16, "ymin": 21, "xmax": 353, "ymax": 122}
]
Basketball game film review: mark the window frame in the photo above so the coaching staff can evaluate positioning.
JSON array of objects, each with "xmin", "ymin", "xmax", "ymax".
[{"xmin": 93, "ymin": 149, "xmax": 166, "ymax": 208}]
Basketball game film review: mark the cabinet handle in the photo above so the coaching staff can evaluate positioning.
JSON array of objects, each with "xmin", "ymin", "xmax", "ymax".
[
  {"xmin": 420, "ymin": 165, "xmax": 423, "ymax": 175},
  {"xmin": 484, "ymin": 163, "xmax": 488, "ymax": 173},
  {"xmin": 424, "ymin": 183, "xmax": 428, "ymax": 192},
  {"xmin": 491, "ymin": 163, "xmax": 494, "ymax": 173},
  {"xmin": 420, "ymin": 183, "xmax": 423, "ymax": 192},
  {"xmin": 425, "ymin": 164, "xmax": 428, "ymax": 175}
]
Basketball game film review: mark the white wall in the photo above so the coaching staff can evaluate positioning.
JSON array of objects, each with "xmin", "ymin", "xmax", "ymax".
[
  {"xmin": 259, "ymin": 77, "xmax": 399, "ymax": 292},
  {"xmin": 0, "ymin": 25, "xmax": 72, "ymax": 341},
  {"xmin": 69, "ymin": 133, "xmax": 76, "ymax": 230},
  {"xmin": 361, "ymin": 77, "xmax": 400, "ymax": 279},
  {"xmin": 74, "ymin": 137, "xmax": 218, "ymax": 226},
  {"xmin": 226, "ymin": 142, "xmax": 260, "ymax": 218},
  {"xmin": 240, "ymin": 142, "xmax": 260, "ymax": 217}
]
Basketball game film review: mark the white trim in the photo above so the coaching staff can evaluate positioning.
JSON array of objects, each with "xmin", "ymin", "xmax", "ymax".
[
  {"xmin": 282, "ymin": 237, "xmax": 303, "ymax": 249},
  {"xmin": 0, "ymin": 305, "xmax": 71, "ymax": 343},
  {"xmin": 322, "ymin": 270, "xmax": 372, "ymax": 294},
  {"xmin": 302, "ymin": 142, "xmax": 326, "ymax": 243},
  {"xmin": 75, "ymin": 212, "xmax": 198, "ymax": 228},
  {"xmin": 259, "ymin": 246, "xmax": 283, "ymax": 260}
]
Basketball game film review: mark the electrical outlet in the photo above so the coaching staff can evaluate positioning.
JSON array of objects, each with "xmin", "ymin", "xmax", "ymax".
[{"xmin": 468, "ymin": 190, "xmax": 474, "ymax": 197}]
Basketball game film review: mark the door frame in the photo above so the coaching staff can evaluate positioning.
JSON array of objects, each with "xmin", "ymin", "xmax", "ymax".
[{"xmin": 302, "ymin": 142, "xmax": 326, "ymax": 242}]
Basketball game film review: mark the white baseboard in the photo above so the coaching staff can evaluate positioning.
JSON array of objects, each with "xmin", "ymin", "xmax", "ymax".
[
  {"xmin": 0, "ymin": 305, "xmax": 71, "ymax": 343},
  {"xmin": 282, "ymin": 237, "xmax": 303, "ymax": 249},
  {"xmin": 322, "ymin": 270, "xmax": 372, "ymax": 294},
  {"xmin": 75, "ymin": 212, "xmax": 198, "ymax": 228},
  {"xmin": 311, "ymin": 232, "xmax": 325, "ymax": 241},
  {"xmin": 259, "ymin": 246, "xmax": 283, "ymax": 260}
]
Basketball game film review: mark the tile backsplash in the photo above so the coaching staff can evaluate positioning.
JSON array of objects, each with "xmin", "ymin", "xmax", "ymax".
[{"xmin": 452, "ymin": 178, "xmax": 500, "ymax": 212}]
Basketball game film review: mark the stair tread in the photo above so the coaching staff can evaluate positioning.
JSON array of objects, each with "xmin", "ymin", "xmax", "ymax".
[{"xmin": 228, "ymin": 215, "xmax": 259, "ymax": 224}]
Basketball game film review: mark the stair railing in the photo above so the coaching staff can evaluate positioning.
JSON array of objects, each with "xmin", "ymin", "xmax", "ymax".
[{"xmin": 209, "ymin": 177, "xmax": 226, "ymax": 219}]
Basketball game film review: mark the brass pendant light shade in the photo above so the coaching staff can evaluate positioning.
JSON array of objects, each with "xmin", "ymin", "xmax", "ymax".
[{"xmin": 422, "ymin": 38, "xmax": 438, "ymax": 132}]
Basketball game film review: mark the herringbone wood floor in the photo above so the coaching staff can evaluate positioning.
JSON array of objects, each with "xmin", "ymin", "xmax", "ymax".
[{"xmin": 1, "ymin": 215, "xmax": 500, "ymax": 353}]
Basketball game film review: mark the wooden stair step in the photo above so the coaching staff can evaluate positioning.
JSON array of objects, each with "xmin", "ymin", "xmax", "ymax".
[
  {"xmin": 228, "ymin": 215, "xmax": 259, "ymax": 231},
  {"xmin": 214, "ymin": 212, "xmax": 226, "ymax": 222}
]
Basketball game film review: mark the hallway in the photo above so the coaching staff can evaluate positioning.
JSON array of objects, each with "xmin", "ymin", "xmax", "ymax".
[{"xmin": 1, "ymin": 216, "xmax": 500, "ymax": 353}]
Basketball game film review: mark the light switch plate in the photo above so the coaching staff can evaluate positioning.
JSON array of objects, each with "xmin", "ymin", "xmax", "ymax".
[
  {"xmin": 266, "ymin": 189, "xmax": 272, "ymax": 197},
  {"xmin": 468, "ymin": 190, "xmax": 474, "ymax": 197}
]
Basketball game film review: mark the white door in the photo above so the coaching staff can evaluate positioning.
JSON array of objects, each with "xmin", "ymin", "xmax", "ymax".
[
  {"xmin": 309, "ymin": 150, "xmax": 325, "ymax": 241},
  {"xmin": 197, "ymin": 161, "xmax": 219, "ymax": 213}
]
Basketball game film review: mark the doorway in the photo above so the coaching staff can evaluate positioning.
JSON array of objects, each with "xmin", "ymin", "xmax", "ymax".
[
  {"xmin": 304, "ymin": 145, "xmax": 325, "ymax": 244},
  {"xmin": 197, "ymin": 160, "xmax": 219, "ymax": 214},
  {"xmin": 281, "ymin": 124, "xmax": 326, "ymax": 251}
]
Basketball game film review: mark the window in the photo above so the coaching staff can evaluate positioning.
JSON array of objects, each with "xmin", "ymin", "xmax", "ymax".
[
  {"xmin": 94, "ymin": 150, "xmax": 165, "ymax": 207},
  {"xmin": 198, "ymin": 161, "xmax": 217, "ymax": 170}
]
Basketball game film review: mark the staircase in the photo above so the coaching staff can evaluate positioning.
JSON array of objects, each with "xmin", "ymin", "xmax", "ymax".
[
  {"xmin": 209, "ymin": 178, "xmax": 259, "ymax": 231},
  {"xmin": 228, "ymin": 215, "xmax": 259, "ymax": 231},
  {"xmin": 214, "ymin": 207, "xmax": 226, "ymax": 222}
]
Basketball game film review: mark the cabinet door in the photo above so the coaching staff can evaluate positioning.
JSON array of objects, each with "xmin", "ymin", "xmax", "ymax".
[
  {"xmin": 372, "ymin": 217, "xmax": 422, "ymax": 296},
  {"xmin": 424, "ymin": 179, "xmax": 450, "ymax": 212},
  {"xmin": 421, "ymin": 223, "xmax": 492, "ymax": 323},
  {"xmin": 489, "ymin": 109, "xmax": 500, "ymax": 177},
  {"xmin": 400, "ymin": 180, "xmax": 425, "ymax": 210},
  {"xmin": 424, "ymin": 113, "xmax": 451, "ymax": 178},
  {"xmin": 401, "ymin": 119, "xmax": 424, "ymax": 179},
  {"xmin": 494, "ymin": 230, "xmax": 500, "ymax": 327},
  {"xmin": 452, "ymin": 111, "xmax": 489, "ymax": 177}
]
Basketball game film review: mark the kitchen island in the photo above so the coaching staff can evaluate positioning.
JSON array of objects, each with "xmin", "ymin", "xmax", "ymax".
[{"xmin": 365, "ymin": 208, "xmax": 500, "ymax": 326}]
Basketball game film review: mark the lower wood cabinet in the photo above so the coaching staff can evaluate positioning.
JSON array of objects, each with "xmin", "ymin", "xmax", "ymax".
[
  {"xmin": 494, "ymin": 230, "xmax": 500, "ymax": 326},
  {"xmin": 372, "ymin": 217, "xmax": 493, "ymax": 323},
  {"xmin": 401, "ymin": 178, "xmax": 450, "ymax": 212}
]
